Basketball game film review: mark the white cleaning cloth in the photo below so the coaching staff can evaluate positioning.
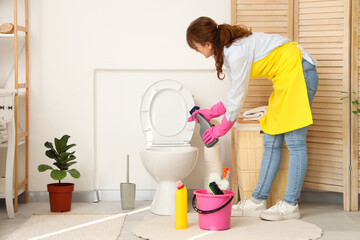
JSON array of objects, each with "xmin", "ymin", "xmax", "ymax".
[{"xmin": 242, "ymin": 106, "xmax": 268, "ymax": 120}]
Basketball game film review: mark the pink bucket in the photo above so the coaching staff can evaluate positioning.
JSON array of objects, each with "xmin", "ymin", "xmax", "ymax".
[{"xmin": 192, "ymin": 189, "xmax": 235, "ymax": 231}]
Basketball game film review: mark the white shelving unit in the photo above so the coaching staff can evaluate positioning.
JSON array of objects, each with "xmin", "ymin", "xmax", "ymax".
[
  {"xmin": 0, "ymin": 89, "xmax": 16, "ymax": 218},
  {"xmin": 0, "ymin": 0, "xmax": 30, "ymax": 218}
]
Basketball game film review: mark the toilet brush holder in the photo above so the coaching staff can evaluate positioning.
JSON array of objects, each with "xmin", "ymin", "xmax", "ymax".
[
  {"xmin": 120, "ymin": 154, "xmax": 136, "ymax": 210},
  {"xmin": 120, "ymin": 182, "xmax": 136, "ymax": 210}
]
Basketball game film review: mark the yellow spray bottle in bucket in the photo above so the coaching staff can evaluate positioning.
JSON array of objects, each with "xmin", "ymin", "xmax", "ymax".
[{"xmin": 175, "ymin": 181, "xmax": 188, "ymax": 229}]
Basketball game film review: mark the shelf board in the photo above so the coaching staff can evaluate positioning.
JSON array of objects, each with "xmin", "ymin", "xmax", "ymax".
[
  {"xmin": 0, "ymin": 177, "xmax": 25, "ymax": 198},
  {"xmin": 0, "ymin": 138, "xmax": 26, "ymax": 148},
  {"xmin": 0, "ymin": 33, "xmax": 15, "ymax": 38},
  {"xmin": 0, "ymin": 33, "xmax": 25, "ymax": 40}
]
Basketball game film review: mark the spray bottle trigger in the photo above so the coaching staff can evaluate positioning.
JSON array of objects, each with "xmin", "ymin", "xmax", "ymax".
[
  {"xmin": 189, "ymin": 106, "xmax": 200, "ymax": 121},
  {"xmin": 189, "ymin": 106, "xmax": 200, "ymax": 115}
]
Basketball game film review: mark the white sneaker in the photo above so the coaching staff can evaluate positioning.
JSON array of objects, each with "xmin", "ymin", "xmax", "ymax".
[
  {"xmin": 231, "ymin": 198, "xmax": 267, "ymax": 217},
  {"xmin": 259, "ymin": 200, "xmax": 300, "ymax": 221}
]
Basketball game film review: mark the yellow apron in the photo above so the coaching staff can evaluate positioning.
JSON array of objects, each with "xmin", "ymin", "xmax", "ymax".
[{"xmin": 250, "ymin": 42, "xmax": 312, "ymax": 135}]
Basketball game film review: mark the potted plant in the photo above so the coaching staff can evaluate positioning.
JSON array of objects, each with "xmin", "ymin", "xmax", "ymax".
[{"xmin": 38, "ymin": 135, "xmax": 80, "ymax": 212}]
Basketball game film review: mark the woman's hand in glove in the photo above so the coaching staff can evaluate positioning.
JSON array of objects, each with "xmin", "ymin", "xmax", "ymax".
[
  {"xmin": 188, "ymin": 102, "xmax": 226, "ymax": 123},
  {"xmin": 203, "ymin": 117, "xmax": 235, "ymax": 144}
]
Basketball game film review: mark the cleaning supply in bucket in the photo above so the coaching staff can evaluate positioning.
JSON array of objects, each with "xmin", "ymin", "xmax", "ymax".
[
  {"xmin": 208, "ymin": 172, "xmax": 223, "ymax": 194},
  {"xmin": 189, "ymin": 106, "xmax": 219, "ymax": 148},
  {"xmin": 208, "ymin": 181, "xmax": 224, "ymax": 195},
  {"xmin": 218, "ymin": 167, "xmax": 230, "ymax": 191},
  {"xmin": 175, "ymin": 181, "xmax": 188, "ymax": 229},
  {"xmin": 223, "ymin": 167, "xmax": 229, "ymax": 178},
  {"xmin": 192, "ymin": 189, "xmax": 235, "ymax": 230},
  {"xmin": 120, "ymin": 154, "xmax": 136, "ymax": 210},
  {"xmin": 208, "ymin": 172, "xmax": 222, "ymax": 185}
]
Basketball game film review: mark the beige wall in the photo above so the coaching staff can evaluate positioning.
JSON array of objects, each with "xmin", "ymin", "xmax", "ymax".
[{"xmin": 0, "ymin": 0, "xmax": 233, "ymax": 193}]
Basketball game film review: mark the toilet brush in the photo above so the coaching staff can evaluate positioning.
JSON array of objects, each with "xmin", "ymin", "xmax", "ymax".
[{"xmin": 120, "ymin": 154, "xmax": 136, "ymax": 210}]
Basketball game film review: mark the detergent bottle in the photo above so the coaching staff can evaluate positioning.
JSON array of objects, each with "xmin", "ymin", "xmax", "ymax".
[{"xmin": 175, "ymin": 181, "xmax": 188, "ymax": 229}]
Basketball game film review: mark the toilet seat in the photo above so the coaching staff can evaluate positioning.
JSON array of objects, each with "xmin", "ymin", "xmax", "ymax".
[{"xmin": 140, "ymin": 79, "xmax": 195, "ymax": 146}]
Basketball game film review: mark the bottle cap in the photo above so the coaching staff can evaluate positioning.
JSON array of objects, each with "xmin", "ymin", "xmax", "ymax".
[
  {"xmin": 223, "ymin": 167, "xmax": 230, "ymax": 178},
  {"xmin": 176, "ymin": 181, "xmax": 184, "ymax": 190}
]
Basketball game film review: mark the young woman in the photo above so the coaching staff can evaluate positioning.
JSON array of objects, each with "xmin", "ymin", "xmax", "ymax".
[{"xmin": 187, "ymin": 16, "xmax": 318, "ymax": 221}]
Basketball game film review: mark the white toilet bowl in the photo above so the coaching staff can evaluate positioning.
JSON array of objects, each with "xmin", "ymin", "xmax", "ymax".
[
  {"xmin": 139, "ymin": 79, "xmax": 198, "ymax": 215},
  {"xmin": 140, "ymin": 146, "xmax": 198, "ymax": 215}
]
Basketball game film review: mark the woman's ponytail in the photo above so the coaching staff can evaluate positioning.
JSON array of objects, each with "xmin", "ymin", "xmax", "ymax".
[
  {"xmin": 218, "ymin": 25, "xmax": 232, "ymax": 48},
  {"xmin": 187, "ymin": 17, "xmax": 252, "ymax": 80},
  {"xmin": 218, "ymin": 24, "xmax": 252, "ymax": 48}
]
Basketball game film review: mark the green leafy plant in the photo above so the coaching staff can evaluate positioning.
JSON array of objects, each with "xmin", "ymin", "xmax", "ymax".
[
  {"xmin": 340, "ymin": 91, "xmax": 360, "ymax": 115},
  {"xmin": 38, "ymin": 135, "xmax": 81, "ymax": 183}
]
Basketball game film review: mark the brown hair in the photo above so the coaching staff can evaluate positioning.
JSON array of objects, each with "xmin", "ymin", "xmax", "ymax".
[{"xmin": 186, "ymin": 16, "xmax": 252, "ymax": 80}]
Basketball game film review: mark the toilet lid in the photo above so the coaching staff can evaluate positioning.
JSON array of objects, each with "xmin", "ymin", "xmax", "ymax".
[{"xmin": 140, "ymin": 79, "xmax": 195, "ymax": 145}]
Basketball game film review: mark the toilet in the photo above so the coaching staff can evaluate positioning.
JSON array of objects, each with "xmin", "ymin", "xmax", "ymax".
[{"xmin": 140, "ymin": 79, "xmax": 198, "ymax": 215}]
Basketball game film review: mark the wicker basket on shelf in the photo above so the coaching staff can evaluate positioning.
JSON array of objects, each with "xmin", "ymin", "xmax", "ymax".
[{"xmin": 0, "ymin": 23, "xmax": 14, "ymax": 34}]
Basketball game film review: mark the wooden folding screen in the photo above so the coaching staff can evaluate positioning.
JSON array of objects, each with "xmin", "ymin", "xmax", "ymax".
[
  {"xmin": 295, "ymin": 0, "xmax": 352, "ymax": 211},
  {"xmin": 357, "ymin": 0, "xmax": 360, "ymax": 208},
  {"xmin": 351, "ymin": 0, "xmax": 360, "ymax": 211},
  {"xmin": 231, "ymin": 0, "xmax": 293, "ymax": 113},
  {"xmin": 232, "ymin": 0, "xmax": 356, "ymax": 211}
]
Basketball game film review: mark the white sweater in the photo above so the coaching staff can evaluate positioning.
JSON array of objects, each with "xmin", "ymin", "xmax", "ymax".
[{"xmin": 221, "ymin": 32, "xmax": 317, "ymax": 122}]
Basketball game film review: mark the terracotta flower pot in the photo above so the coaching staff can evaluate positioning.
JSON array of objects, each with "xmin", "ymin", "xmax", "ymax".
[{"xmin": 47, "ymin": 183, "xmax": 74, "ymax": 212}]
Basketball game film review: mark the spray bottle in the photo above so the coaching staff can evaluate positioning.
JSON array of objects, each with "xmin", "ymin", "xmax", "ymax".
[
  {"xmin": 189, "ymin": 106, "xmax": 219, "ymax": 148},
  {"xmin": 175, "ymin": 181, "xmax": 188, "ymax": 229}
]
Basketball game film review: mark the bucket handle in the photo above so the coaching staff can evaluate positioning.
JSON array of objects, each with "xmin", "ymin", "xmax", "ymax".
[{"xmin": 192, "ymin": 194, "xmax": 234, "ymax": 215}]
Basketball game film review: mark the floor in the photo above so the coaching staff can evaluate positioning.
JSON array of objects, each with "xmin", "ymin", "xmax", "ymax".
[{"xmin": 1, "ymin": 200, "xmax": 360, "ymax": 240}]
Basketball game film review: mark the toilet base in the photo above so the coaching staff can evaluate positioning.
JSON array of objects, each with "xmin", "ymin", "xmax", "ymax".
[{"xmin": 151, "ymin": 181, "xmax": 177, "ymax": 215}]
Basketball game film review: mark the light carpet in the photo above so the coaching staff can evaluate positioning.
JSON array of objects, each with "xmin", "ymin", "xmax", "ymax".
[
  {"xmin": 7, "ymin": 213, "xmax": 125, "ymax": 240},
  {"xmin": 133, "ymin": 212, "xmax": 323, "ymax": 240}
]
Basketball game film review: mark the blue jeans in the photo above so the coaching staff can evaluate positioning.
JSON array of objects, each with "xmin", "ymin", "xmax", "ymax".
[{"xmin": 252, "ymin": 59, "xmax": 319, "ymax": 205}]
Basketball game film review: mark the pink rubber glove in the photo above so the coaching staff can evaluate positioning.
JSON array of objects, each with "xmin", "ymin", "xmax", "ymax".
[
  {"xmin": 203, "ymin": 117, "xmax": 235, "ymax": 144},
  {"xmin": 188, "ymin": 102, "xmax": 226, "ymax": 123}
]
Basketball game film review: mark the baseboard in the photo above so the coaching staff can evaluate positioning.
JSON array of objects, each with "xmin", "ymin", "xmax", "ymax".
[
  {"xmin": 24, "ymin": 190, "xmax": 359, "ymax": 205},
  {"xmin": 300, "ymin": 191, "xmax": 347, "ymax": 204},
  {"xmin": 95, "ymin": 189, "xmax": 156, "ymax": 202},
  {"xmin": 27, "ymin": 189, "xmax": 157, "ymax": 203},
  {"xmin": 28, "ymin": 191, "xmax": 95, "ymax": 202}
]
